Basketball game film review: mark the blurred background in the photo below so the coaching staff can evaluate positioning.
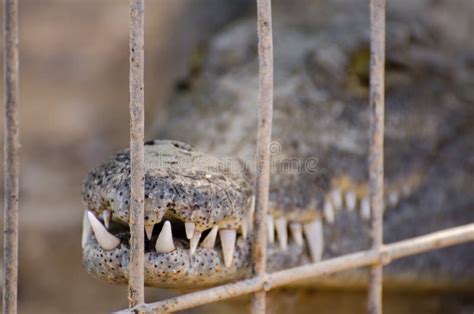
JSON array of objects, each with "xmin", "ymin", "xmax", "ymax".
[
  {"xmin": 0, "ymin": 1, "xmax": 252, "ymax": 312},
  {"xmin": 0, "ymin": 0, "xmax": 473, "ymax": 313}
]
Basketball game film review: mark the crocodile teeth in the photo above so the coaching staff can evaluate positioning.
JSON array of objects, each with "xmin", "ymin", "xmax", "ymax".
[
  {"xmin": 189, "ymin": 230, "xmax": 202, "ymax": 255},
  {"xmin": 289, "ymin": 222, "xmax": 303, "ymax": 246},
  {"xmin": 102, "ymin": 210, "xmax": 111, "ymax": 229},
  {"xmin": 155, "ymin": 220, "xmax": 175, "ymax": 253},
  {"xmin": 201, "ymin": 225, "xmax": 218, "ymax": 249},
  {"xmin": 242, "ymin": 215, "xmax": 253, "ymax": 240},
  {"xmin": 267, "ymin": 215, "xmax": 275, "ymax": 244},
  {"xmin": 303, "ymin": 218, "xmax": 324, "ymax": 263},
  {"xmin": 82, "ymin": 211, "xmax": 91, "ymax": 249},
  {"xmin": 275, "ymin": 217, "xmax": 288, "ymax": 250},
  {"xmin": 241, "ymin": 221, "xmax": 248, "ymax": 239},
  {"xmin": 185, "ymin": 222, "xmax": 195, "ymax": 240},
  {"xmin": 388, "ymin": 191, "xmax": 399, "ymax": 207},
  {"xmin": 331, "ymin": 189, "xmax": 343, "ymax": 210},
  {"xmin": 87, "ymin": 211, "xmax": 120, "ymax": 251},
  {"xmin": 323, "ymin": 200, "xmax": 335, "ymax": 224},
  {"xmin": 219, "ymin": 229, "xmax": 236, "ymax": 267},
  {"xmin": 145, "ymin": 225, "xmax": 154, "ymax": 240},
  {"xmin": 246, "ymin": 196, "xmax": 256, "ymax": 235},
  {"xmin": 345, "ymin": 191, "xmax": 357, "ymax": 211},
  {"xmin": 361, "ymin": 197, "xmax": 370, "ymax": 220}
]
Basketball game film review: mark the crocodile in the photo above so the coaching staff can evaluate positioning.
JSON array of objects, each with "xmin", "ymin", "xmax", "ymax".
[{"xmin": 81, "ymin": 1, "xmax": 474, "ymax": 290}]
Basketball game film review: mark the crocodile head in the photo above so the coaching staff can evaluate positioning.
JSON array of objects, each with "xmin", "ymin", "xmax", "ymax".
[
  {"xmin": 82, "ymin": 4, "xmax": 474, "ymax": 290},
  {"xmin": 82, "ymin": 140, "xmax": 312, "ymax": 288}
]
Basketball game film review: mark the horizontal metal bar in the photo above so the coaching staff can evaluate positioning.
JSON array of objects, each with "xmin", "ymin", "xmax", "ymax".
[{"xmin": 117, "ymin": 223, "xmax": 474, "ymax": 313}]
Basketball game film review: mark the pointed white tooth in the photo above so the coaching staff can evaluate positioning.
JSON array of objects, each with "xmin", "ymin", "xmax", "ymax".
[
  {"xmin": 388, "ymin": 191, "xmax": 399, "ymax": 207},
  {"xmin": 241, "ymin": 221, "xmax": 248, "ymax": 239},
  {"xmin": 241, "ymin": 205, "xmax": 254, "ymax": 241},
  {"xmin": 248, "ymin": 196, "xmax": 256, "ymax": 233},
  {"xmin": 361, "ymin": 197, "xmax": 370, "ymax": 220},
  {"xmin": 289, "ymin": 222, "xmax": 304, "ymax": 246},
  {"xmin": 275, "ymin": 217, "xmax": 288, "ymax": 251},
  {"xmin": 303, "ymin": 218, "xmax": 324, "ymax": 263},
  {"xmin": 345, "ymin": 191, "xmax": 357, "ymax": 211},
  {"xmin": 267, "ymin": 215, "xmax": 275, "ymax": 244},
  {"xmin": 189, "ymin": 230, "xmax": 202, "ymax": 255},
  {"xmin": 251, "ymin": 196, "xmax": 256, "ymax": 211},
  {"xmin": 155, "ymin": 220, "xmax": 175, "ymax": 253},
  {"xmin": 145, "ymin": 225, "xmax": 154, "ymax": 240},
  {"xmin": 331, "ymin": 189, "xmax": 343, "ymax": 210},
  {"xmin": 102, "ymin": 210, "xmax": 111, "ymax": 229},
  {"xmin": 82, "ymin": 211, "xmax": 92, "ymax": 249},
  {"xmin": 323, "ymin": 200, "xmax": 335, "ymax": 224},
  {"xmin": 185, "ymin": 222, "xmax": 195, "ymax": 240},
  {"xmin": 219, "ymin": 229, "xmax": 236, "ymax": 267},
  {"xmin": 247, "ymin": 217, "xmax": 253, "ymax": 237},
  {"xmin": 201, "ymin": 225, "xmax": 218, "ymax": 249},
  {"xmin": 87, "ymin": 211, "xmax": 120, "ymax": 250}
]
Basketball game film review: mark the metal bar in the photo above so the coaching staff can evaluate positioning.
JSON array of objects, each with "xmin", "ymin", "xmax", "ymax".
[
  {"xmin": 367, "ymin": 0, "xmax": 386, "ymax": 313},
  {"xmin": 3, "ymin": 0, "xmax": 20, "ymax": 313},
  {"xmin": 118, "ymin": 223, "xmax": 474, "ymax": 313},
  {"xmin": 128, "ymin": 0, "xmax": 146, "ymax": 308},
  {"xmin": 252, "ymin": 0, "xmax": 274, "ymax": 313}
]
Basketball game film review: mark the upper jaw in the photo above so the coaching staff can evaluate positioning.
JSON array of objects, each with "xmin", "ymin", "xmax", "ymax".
[{"xmin": 81, "ymin": 140, "xmax": 253, "ymax": 230}]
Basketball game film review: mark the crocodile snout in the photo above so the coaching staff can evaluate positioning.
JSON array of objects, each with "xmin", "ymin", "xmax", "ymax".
[{"xmin": 82, "ymin": 140, "xmax": 258, "ymax": 287}]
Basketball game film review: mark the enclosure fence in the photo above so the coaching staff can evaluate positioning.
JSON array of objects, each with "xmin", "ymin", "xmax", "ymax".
[
  {"xmin": 3, "ymin": 0, "xmax": 19, "ymax": 313},
  {"xmin": 3, "ymin": 0, "xmax": 474, "ymax": 314},
  {"xmin": 128, "ymin": 0, "xmax": 146, "ymax": 308}
]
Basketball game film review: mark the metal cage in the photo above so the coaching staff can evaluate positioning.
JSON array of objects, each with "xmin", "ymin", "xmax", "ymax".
[{"xmin": 3, "ymin": 0, "xmax": 474, "ymax": 313}]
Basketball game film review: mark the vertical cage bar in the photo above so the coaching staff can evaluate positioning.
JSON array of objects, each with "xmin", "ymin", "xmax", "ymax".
[
  {"xmin": 252, "ymin": 0, "xmax": 274, "ymax": 313},
  {"xmin": 3, "ymin": 0, "xmax": 20, "ymax": 313},
  {"xmin": 367, "ymin": 0, "xmax": 386, "ymax": 313},
  {"xmin": 128, "ymin": 0, "xmax": 145, "ymax": 308}
]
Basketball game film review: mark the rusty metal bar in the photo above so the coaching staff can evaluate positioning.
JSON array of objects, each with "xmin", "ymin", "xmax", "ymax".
[
  {"xmin": 252, "ymin": 0, "xmax": 274, "ymax": 312},
  {"xmin": 118, "ymin": 223, "xmax": 474, "ymax": 313},
  {"xmin": 3, "ymin": 0, "xmax": 20, "ymax": 313},
  {"xmin": 128, "ymin": 0, "xmax": 146, "ymax": 308},
  {"xmin": 367, "ymin": 0, "xmax": 386, "ymax": 313}
]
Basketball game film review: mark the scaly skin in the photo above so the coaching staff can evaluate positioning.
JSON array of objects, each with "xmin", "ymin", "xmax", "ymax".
[
  {"xmin": 82, "ymin": 140, "xmax": 309, "ymax": 288},
  {"xmin": 82, "ymin": 4, "xmax": 474, "ymax": 290}
]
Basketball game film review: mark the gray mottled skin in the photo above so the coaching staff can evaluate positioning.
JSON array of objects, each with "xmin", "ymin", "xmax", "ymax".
[
  {"xmin": 82, "ymin": 141, "xmax": 307, "ymax": 288},
  {"xmin": 82, "ymin": 140, "xmax": 253, "ymax": 231},
  {"xmin": 82, "ymin": 2, "xmax": 474, "ymax": 290},
  {"xmin": 83, "ymin": 235, "xmax": 308, "ymax": 289}
]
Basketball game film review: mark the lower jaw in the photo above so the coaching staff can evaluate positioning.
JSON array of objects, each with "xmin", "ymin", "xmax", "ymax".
[{"xmin": 83, "ymin": 237, "xmax": 310, "ymax": 289}]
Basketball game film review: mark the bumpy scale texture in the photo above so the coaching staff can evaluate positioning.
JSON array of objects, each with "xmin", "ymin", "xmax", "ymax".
[
  {"xmin": 82, "ymin": 140, "xmax": 253, "ymax": 230},
  {"xmin": 158, "ymin": 3, "xmax": 474, "ymax": 288},
  {"xmin": 82, "ymin": 2, "xmax": 474, "ymax": 290}
]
